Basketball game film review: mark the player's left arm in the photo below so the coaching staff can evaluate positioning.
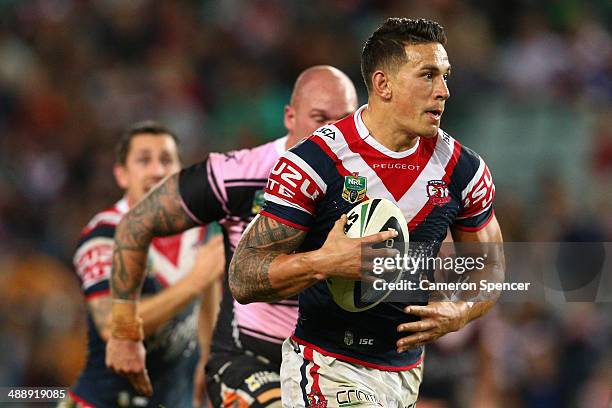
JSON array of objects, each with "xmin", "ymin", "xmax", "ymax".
[
  {"xmin": 449, "ymin": 215, "xmax": 504, "ymax": 320},
  {"xmin": 193, "ymin": 278, "xmax": 222, "ymax": 407},
  {"xmin": 396, "ymin": 216, "xmax": 504, "ymax": 352}
]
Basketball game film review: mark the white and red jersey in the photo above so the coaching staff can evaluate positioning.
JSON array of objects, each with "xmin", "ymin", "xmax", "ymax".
[
  {"xmin": 74, "ymin": 198, "xmax": 204, "ymax": 298},
  {"xmin": 179, "ymin": 137, "xmax": 298, "ymax": 362},
  {"xmin": 261, "ymin": 105, "xmax": 495, "ymax": 370},
  {"xmin": 72, "ymin": 198, "xmax": 206, "ymax": 406}
]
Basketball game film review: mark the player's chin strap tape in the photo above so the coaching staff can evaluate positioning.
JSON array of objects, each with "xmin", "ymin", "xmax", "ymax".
[{"xmin": 111, "ymin": 301, "xmax": 144, "ymax": 341}]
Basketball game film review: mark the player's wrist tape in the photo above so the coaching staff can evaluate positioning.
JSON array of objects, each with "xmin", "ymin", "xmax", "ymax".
[
  {"xmin": 111, "ymin": 300, "xmax": 143, "ymax": 341},
  {"xmin": 111, "ymin": 298, "xmax": 138, "ymax": 304},
  {"xmin": 111, "ymin": 318, "xmax": 144, "ymax": 341}
]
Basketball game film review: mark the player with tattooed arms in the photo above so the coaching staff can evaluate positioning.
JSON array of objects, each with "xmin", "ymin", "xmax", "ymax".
[
  {"xmin": 65, "ymin": 121, "xmax": 224, "ymax": 408},
  {"xmin": 229, "ymin": 18, "xmax": 504, "ymax": 407},
  {"xmin": 105, "ymin": 67, "xmax": 358, "ymax": 407}
]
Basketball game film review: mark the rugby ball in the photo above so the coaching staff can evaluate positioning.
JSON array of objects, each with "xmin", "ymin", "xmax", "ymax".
[{"xmin": 326, "ymin": 198, "xmax": 409, "ymax": 312}]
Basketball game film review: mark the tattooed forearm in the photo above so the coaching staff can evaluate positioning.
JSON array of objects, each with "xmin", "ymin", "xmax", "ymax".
[
  {"xmin": 111, "ymin": 173, "xmax": 197, "ymax": 300},
  {"xmin": 87, "ymin": 296, "xmax": 112, "ymax": 339},
  {"xmin": 229, "ymin": 215, "xmax": 306, "ymax": 303}
]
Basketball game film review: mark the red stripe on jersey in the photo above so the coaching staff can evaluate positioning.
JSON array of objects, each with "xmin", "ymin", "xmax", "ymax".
[
  {"xmin": 156, "ymin": 272, "xmax": 170, "ymax": 288},
  {"xmin": 408, "ymin": 140, "xmax": 462, "ymax": 231},
  {"xmin": 304, "ymin": 346, "xmax": 325, "ymax": 401},
  {"xmin": 68, "ymin": 391, "xmax": 96, "ymax": 408},
  {"xmin": 292, "ymin": 335, "xmax": 424, "ymax": 372},
  {"xmin": 151, "ymin": 235, "xmax": 183, "ymax": 267},
  {"xmin": 260, "ymin": 211, "xmax": 310, "ymax": 231},
  {"xmin": 335, "ymin": 117, "xmax": 437, "ymax": 202},
  {"xmin": 265, "ymin": 189, "xmax": 313, "ymax": 215},
  {"xmin": 309, "ymin": 136, "xmax": 353, "ymax": 178},
  {"xmin": 460, "ymin": 165, "xmax": 495, "ymax": 218},
  {"xmin": 265, "ymin": 157, "xmax": 324, "ymax": 214}
]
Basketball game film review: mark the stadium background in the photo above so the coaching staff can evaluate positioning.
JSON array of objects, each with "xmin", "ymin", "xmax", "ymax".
[{"xmin": 0, "ymin": 0, "xmax": 609, "ymax": 407}]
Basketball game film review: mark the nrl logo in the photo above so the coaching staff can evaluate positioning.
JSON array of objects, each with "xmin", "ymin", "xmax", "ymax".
[
  {"xmin": 426, "ymin": 180, "xmax": 450, "ymax": 206},
  {"xmin": 342, "ymin": 173, "xmax": 367, "ymax": 204},
  {"xmin": 251, "ymin": 189, "xmax": 265, "ymax": 214}
]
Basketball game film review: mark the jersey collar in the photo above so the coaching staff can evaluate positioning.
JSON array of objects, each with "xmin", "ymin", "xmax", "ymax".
[
  {"xmin": 353, "ymin": 104, "xmax": 421, "ymax": 159},
  {"xmin": 275, "ymin": 135, "xmax": 289, "ymax": 155}
]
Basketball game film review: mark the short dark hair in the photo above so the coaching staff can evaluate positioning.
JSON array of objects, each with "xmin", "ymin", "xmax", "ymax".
[
  {"xmin": 361, "ymin": 18, "xmax": 447, "ymax": 92},
  {"xmin": 115, "ymin": 120, "xmax": 180, "ymax": 165}
]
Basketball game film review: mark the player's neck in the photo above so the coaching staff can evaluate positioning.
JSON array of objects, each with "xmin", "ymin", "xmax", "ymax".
[
  {"xmin": 361, "ymin": 104, "xmax": 419, "ymax": 152},
  {"xmin": 125, "ymin": 194, "xmax": 139, "ymax": 208},
  {"xmin": 285, "ymin": 135, "xmax": 298, "ymax": 151}
]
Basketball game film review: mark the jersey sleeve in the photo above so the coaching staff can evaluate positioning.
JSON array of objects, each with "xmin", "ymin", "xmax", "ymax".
[
  {"xmin": 178, "ymin": 158, "xmax": 227, "ymax": 225},
  {"xmin": 73, "ymin": 224, "xmax": 115, "ymax": 299},
  {"xmin": 261, "ymin": 140, "xmax": 328, "ymax": 231},
  {"xmin": 453, "ymin": 151, "xmax": 495, "ymax": 231}
]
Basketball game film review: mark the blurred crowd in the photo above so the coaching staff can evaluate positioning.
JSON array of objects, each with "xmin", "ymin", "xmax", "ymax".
[{"xmin": 0, "ymin": 1, "xmax": 609, "ymax": 407}]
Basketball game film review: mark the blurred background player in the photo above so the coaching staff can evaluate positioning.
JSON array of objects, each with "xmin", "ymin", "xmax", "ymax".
[
  {"xmin": 62, "ymin": 121, "xmax": 225, "ymax": 407},
  {"xmin": 104, "ymin": 66, "xmax": 358, "ymax": 407}
]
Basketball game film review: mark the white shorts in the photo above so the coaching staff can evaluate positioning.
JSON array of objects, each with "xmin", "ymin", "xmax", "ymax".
[{"xmin": 280, "ymin": 338, "xmax": 423, "ymax": 408}]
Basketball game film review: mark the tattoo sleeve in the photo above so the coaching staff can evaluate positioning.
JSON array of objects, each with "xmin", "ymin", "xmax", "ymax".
[
  {"xmin": 111, "ymin": 173, "xmax": 197, "ymax": 300},
  {"xmin": 228, "ymin": 215, "xmax": 306, "ymax": 303}
]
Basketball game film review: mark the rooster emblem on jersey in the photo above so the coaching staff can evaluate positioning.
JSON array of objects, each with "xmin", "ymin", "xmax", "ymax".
[
  {"xmin": 307, "ymin": 391, "xmax": 328, "ymax": 408},
  {"xmin": 426, "ymin": 180, "xmax": 451, "ymax": 206}
]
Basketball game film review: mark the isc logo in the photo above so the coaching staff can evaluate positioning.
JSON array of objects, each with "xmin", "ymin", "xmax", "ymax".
[
  {"xmin": 268, "ymin": 159, "xmax": 320, "ymax": 200},
  {"xmin": 315, "ymin": 126, "xmax": 335, "ymax": 140}
]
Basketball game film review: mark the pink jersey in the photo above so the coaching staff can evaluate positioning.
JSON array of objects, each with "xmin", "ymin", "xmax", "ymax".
[{"xmin": 179, "ymin": 137, "xmax": 298, "ymax": 359}]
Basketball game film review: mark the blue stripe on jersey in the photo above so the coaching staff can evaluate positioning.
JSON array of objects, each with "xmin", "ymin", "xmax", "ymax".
[
  {"xmin": 83, "ymin": 280, "xmax": 109, "ymax": 297},
  {"xmin": 450, "ymin": 145, "xmax": 482, "ymax": 194},
  {"xmin": 293, "ymin": 138, "xmax": 338, "ymax": 181},
  {"xmin": 76, "ymin": 224, "xmax": 115, "ymax": 249},
  {"xmin": 299, "ymin": 357, "xmax": 309, "ymax": 406},
  {"xmin": 454, "ymin": 208, "xmax": 494, "ymax": 230},
  {"xmin": 261, "ymin": 204, "xmax": 313, "ymax": 230},
  {"xmin": 262, "ymin": 138, "xmax": 340, "ymax": 231}
]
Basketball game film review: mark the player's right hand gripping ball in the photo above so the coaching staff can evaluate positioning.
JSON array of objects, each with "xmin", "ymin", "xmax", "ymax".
[{"xmin": 327, "ymin": 198, "xmax": 409, "ymax": 312}]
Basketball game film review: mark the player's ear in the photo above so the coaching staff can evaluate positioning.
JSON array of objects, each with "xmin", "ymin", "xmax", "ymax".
[
  {"xmin": 113, "ymin": 164, "xmax": 129, "ymax": 189},
  {"xmin": 371, "ymin": 70, "xmax": 392, "ymax": 100},
  {"xmin": 284, "ymin": 104, "xmax": 296, "ymax": 133}
]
